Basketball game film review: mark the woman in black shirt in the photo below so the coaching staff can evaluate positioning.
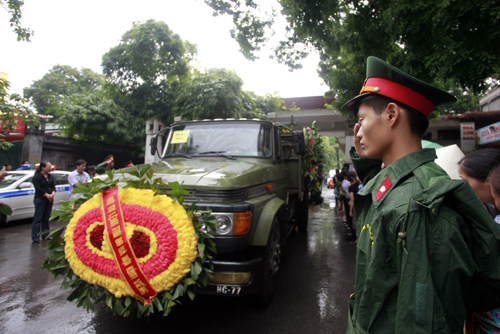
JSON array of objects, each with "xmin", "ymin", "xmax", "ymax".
[{"xmin": 31, "ymin": 161, "xmax": 56, "ymax": 243}]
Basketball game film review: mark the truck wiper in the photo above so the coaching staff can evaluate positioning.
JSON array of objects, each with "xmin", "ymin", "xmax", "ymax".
[
  {"xmin": 197, "ymin": 151, "xmax": 236, "ymax": 160},
  {"xmin": 164, "ymin": 153, "xmax": 193, "ymax": 159}
]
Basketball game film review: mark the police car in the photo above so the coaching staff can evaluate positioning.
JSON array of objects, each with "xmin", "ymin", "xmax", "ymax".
[{"xmin": 0, "ymin": 171, "xmax": 71, "ymax": 223}]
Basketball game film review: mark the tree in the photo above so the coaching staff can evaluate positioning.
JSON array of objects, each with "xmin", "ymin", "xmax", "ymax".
[
  {"xmin": 48, "ymin": 21, "xmax": 281, "ymax": 150},
  {"xmin": 321, "ymin": 136, "xmax": 345, "ymax": 174},
  {"xmin": 101, "ymin": 19, "xmax": 196, "ymax": 129},
  {"xmin": 0, "ymin": 78, "xmax": 39, "ymax": 149},
  {"xmin": 205, "ymin": 0, "xmax": 500, "ymax": 115},
  {"xmin": 1, "ymin": 0, "xmax": 33, "ymax": 41},
  {"xmin": 440, "ymin": 80, "xmax": 480, "ymax": 115},
  {"xmin": 55, "ymin": 88, "xmax": 134, "ymax": 146},
  {"xmin": 205, "ymin": 0, "xmax": 275, "ymax": 61},
  {"xmin": 172, "ymin": 68, "xmax": 281, "ymax": 120},
  {"xmin": 23, "ymin": 65, "xmax": 105, "ymax": 116},
  {"xmin": 251, "ymin": 92, "xmax": 283, "ymax": 114}
]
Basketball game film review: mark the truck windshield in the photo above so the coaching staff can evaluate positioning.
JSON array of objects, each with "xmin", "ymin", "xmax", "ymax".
[{"xmin": 163, "ymin": 122, "xmax": 272, "ymax": 158}]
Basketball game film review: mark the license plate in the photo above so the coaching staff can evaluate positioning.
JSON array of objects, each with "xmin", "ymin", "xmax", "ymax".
[{"xmin": 216, "ymin": 285, "xmax": 241, "ymax": 295}]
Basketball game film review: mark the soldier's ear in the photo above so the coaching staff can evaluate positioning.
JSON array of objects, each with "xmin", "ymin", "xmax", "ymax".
[{"xmin": 385, "ymin": 102, "xmax": 400, "ymax": 128}]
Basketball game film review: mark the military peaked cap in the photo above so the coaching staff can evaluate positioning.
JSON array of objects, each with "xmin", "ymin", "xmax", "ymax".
[{"xmin": 345, "ymin": 56, "xmax": 456, "ymax": 117}]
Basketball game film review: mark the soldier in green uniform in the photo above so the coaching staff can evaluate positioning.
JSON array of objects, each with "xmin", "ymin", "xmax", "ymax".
[
  {"xmin": 345, "ymin": 56, "xmax": 500, "ymax": 333},
  {"xmin": 95, "ymin": 155, "xmax": 114, "ymax": 174}
]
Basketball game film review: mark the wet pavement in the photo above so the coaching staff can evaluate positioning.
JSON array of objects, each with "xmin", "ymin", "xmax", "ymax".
[{"xmin": 0, "ymin": 191, "xmax": 356, "ymax": 334}]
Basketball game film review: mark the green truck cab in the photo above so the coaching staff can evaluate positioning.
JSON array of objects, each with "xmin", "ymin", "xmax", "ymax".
[{"xmin": 149, "ymin": 118, "xmax": 308, "ymax": 304}]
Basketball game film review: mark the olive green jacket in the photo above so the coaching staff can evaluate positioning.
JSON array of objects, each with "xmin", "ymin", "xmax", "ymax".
[
  {"xmin": 347, "ymin": 148, "xmax": 500, "ymax": 334},
  {"xmin": 95, "ymin": 161, "xmax": 111, "ymax": 174}
]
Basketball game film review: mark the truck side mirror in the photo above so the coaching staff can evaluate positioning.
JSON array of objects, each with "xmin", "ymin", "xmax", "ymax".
[
  {"xmin": 150, "ymin": 136, "xmax": 158, "ymax": 156},
  {"xmin": 292, "ymin": 131, "xmax": 306, "ymax": 155},
  {"xmin": 149, "ymin": 127, "xmax": 171, "ymax": 157}
]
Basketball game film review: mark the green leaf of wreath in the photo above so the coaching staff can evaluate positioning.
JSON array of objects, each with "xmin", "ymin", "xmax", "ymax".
[{"xmin": 0, "ymin": 204, "xmax": 12, "ymax": 216}]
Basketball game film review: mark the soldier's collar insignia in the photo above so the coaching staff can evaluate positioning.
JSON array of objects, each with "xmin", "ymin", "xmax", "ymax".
[{"xmin": 375, "ymin": 177, "xmax": 392, "ymax": 201}]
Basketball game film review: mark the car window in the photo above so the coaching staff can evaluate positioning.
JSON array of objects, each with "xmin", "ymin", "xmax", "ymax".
[
  {"xmin": 53, "ymin": 173, "xmax": 69, "ymax": 185},
  {"xmin": 20, "ymin": 177, "xmax": 34, "ymax": 188},
  {"xmin": 0, "ymin": 174, "xmax": 28, "ymax": 189}
]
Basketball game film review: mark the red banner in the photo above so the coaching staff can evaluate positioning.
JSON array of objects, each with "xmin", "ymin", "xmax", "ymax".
[
  {"xmin": 0, "ymin": 117, "xmax": 25, "ymax": 134},
  {"xmin": 101, "ymin": 188, "xmax": 157, "ymax": 305}
]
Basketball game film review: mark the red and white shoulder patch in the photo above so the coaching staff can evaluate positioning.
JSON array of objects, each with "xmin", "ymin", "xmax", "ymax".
[{"xmin": 375, "ymin": 177, "xmax": 392, "ymax": 201}]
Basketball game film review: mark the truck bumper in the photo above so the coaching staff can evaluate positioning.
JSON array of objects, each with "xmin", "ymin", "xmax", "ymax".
[{"xmin": 194, "ymin": 258, "xmax": 263, "ymax": 297}]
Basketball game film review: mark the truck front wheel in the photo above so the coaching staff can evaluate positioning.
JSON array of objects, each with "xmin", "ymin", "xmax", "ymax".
[{"xmin": 255, "ymin": 217, "xmax": 281, "ymax": 305}]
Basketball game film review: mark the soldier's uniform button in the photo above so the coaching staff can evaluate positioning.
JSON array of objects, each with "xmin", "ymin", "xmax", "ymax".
[{"xmin": 432, "ymin": 208, "xmax": 438, "ymax": 217}]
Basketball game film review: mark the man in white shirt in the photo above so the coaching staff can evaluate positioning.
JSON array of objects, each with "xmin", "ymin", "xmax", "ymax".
[
  {"xmin": 68, "ymin": 159, "xmax": 91, "ymax": 200},
  {"xmin": 340, "ymin": 173, "xmax": 351, "ymax": 201}
]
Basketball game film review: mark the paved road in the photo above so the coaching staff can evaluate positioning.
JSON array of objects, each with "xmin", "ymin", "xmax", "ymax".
[{"xmin": 0, "ymin": 191, "xmax": 356, "ymax": 334}]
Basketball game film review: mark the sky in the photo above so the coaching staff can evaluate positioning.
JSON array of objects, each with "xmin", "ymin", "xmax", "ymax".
[{"xmin": 0, "ymin": 0, "xmax": 327, "ymax": 99}]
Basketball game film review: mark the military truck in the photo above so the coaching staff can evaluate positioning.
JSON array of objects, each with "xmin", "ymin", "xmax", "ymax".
[{"xmin": 149, "ymin": 118, "xmax": 308, "ymax": 304}]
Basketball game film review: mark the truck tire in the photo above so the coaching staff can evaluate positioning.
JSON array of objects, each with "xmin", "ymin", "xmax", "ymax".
[
  {"xmin": 255, "ymin": 216, "xmax": 281, "ymax": 306},
  {"xmin": 296, "ymin": 191, "xmax": 309, "ymax": 233}
]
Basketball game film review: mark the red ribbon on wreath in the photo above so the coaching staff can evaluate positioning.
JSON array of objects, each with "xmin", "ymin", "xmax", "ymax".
[{"xmin": 101, "ymin": 188, "xmax": 157, "ymax": 305}]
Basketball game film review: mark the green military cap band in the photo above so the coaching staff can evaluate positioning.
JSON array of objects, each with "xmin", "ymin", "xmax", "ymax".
[
  {"xmin": 104, "ymin": 155, "xmax": 114, "ymax": 163},
  {"xmin": 345, "ymin": 56, "xmax": 456, "ymax": 117}
]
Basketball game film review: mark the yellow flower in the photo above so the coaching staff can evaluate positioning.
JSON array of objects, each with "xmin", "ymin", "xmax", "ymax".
[{"xmin": 65, "ymin": 188, "xmax": 198, "ymax": 298}]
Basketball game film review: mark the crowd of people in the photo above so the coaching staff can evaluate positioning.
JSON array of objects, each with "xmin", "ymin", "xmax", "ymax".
[{"xmin": 331, "ymin": 167, "xmax": 363, "ymax": 242}]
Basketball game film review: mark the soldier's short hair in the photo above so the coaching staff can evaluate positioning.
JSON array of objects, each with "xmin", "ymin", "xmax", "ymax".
[{"xmin": 358, "ymin": 94, "xmax": 429, "ymax": 139}]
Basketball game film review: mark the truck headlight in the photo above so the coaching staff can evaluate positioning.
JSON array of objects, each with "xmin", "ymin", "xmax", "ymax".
[
  {"xmin": 216, "ymin": 215, "xmax": 233, "ymax": 235},
  {"xmin": 197, "ymin": 212, "xmax": 252, "ymax": 236}
]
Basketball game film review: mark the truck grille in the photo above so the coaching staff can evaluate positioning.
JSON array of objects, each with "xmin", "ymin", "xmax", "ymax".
[{"xmin": 186, "ymin": 189, "xmax": 247, "ymax": 202}]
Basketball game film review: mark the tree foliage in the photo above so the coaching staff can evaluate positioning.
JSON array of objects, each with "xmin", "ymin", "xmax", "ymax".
[
  {"xmin": 55, "ymin": 88, "xmax": 134, "ymax": 146},
  {"xmin": 102, "ymin": 19, "xmax": 195, "ymax": 90},
  {"xmin": 101, "ymin": 19, "xmax": 196, "ymax": 131},
  {"xmin": 23, "ymin": 65, "xmax": 105, "ymax": 116},
  {"xmin": 172, "ymin": 68, "xmax": 281, "ymax": 120},
  {"xmin": 440, "ymin": 80, "xmax": 480, "ymax": 115},
  {"xmin": 205, "ymin": 0, "xmax": 500, "ymax": 115},
  {"xmin": 0, "ymin": 78, "xmax": 40, "ymax": 149},
  {"xmin": 321, "ymin": 136, "xmax": 345, "ymax": 174},
  {"xmin": 1, "ymin": 0, "xmax": 33, "ymax": 41},
  {"xmin": 204, "ymin": 0, "xmax": 275, "ymax": 60},
  {"xmin": 251, "ymin": 92, "xmax": 283, "ymax": 114},
  {"xmin": 24, "ymin": 19, "xmax": 285, "ymax": 151}
]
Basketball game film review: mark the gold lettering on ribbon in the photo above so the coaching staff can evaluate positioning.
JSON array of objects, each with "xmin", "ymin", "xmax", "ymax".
[
  {"xmin": 115, "ymin": 237, "xmax": 124, "ymax": 247},
  {"xmin": 101, "ymin": 188, "xmax": 157, "ymax": 305},
  {"xmin": 118, "ymin": 246, "xmax": 127, "ymax": 256},
  {"xmin": 107, "ymin": 196, "xmax": 115, "ymax": 205}
]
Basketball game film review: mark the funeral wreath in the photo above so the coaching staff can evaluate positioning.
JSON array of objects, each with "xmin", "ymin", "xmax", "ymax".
[{"xmin": 42, "ymin": 167, "xmax": 217, "ymax": 318}]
